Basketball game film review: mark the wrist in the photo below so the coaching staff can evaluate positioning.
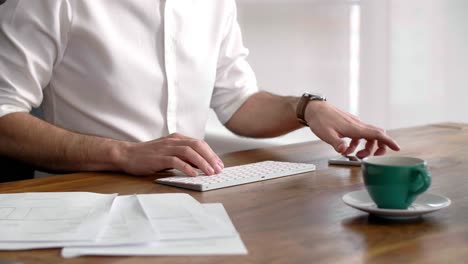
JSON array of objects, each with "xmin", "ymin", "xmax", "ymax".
[
  {"xmin": 108, "ymin": 139, "xmax": 131, "ymax": 172},
  {"xmin": 287, "ymin": 96, "xmax": 301, "ymax": 117},
  {"xmin": 304, "ymin": 100, "xmax": 327, "ymax": 124}
]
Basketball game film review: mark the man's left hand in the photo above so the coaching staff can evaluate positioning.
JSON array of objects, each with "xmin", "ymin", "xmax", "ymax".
[{"xmin": 304, "ymin": 101, "xmax": 400, "ymax": 158}]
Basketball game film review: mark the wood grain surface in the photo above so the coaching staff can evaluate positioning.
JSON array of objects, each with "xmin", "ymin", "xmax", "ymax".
[{"xmin": 0, "ymin": 123, "xmax": 466, "ymax": 264}]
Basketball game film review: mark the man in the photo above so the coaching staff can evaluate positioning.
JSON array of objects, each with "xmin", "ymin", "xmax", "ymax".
[{"xmin": 0, "ymin": 0, "xmax": 399, "ymax": 178}]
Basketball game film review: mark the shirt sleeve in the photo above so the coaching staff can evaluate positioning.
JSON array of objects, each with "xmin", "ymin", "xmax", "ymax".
[
  {"xmin": 210, "ymin": 1, "xmax": 259, "ymax": 124},
  {"xmin": 0, "ymin": 0, "xmax": 72, "ymax": 117}
]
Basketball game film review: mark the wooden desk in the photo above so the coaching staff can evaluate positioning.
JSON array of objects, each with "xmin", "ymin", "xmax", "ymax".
[{"xmin": 1, "ymin": 123, "xmax": 467, "ymax": 263}]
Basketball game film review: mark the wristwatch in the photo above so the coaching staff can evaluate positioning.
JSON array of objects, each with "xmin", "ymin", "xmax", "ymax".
[{"xmin": 296, "ymin": 92, "xmax": 326, "ymax": 126}]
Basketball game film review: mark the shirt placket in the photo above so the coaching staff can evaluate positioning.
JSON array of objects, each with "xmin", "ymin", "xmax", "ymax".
[{"xmin": 164, "ymin": 0, "xmax": 178, "ymax": 134}]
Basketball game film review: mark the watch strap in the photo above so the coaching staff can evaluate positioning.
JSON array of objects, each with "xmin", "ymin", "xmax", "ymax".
[{"xmin": 296, "ymin": 93, "xmax": 326, "ymax": 126}]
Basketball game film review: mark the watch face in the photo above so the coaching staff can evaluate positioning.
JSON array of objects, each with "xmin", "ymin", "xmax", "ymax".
[{"xmin": 304, "ymin": 93, "xmax": 326, "ymax": 101}]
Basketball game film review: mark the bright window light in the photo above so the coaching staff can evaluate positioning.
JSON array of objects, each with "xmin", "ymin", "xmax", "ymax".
[{"xmin": 349, "ymin": 3, "xmax": 361, "ymax": 116}]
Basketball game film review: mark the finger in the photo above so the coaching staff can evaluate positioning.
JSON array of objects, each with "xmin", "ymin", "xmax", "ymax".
[
  {"xmin": 317, "ymin": 129, "xmax": 347, "ymax": 153},
  {"xmin": 162, "ymin": 157, "xmax": 198, "ymax": 177},
  {"xmin": 172, "ymin": 146, "xmax": 216, "ymax": 176},
  {"xmin": 362, "ymin": 126, "xmax": 400, "ymax": 151},
  {"xmin": 176, "ymin": 139, "xmax": 223, "ymax": 174},
  {"xmin": 343, "ymin": 138, "xmax": 360, "ymax": 156},
  {"xmin": 169, "ymin": 133, "xmax": 224, "ymax": 170},
  {"xmin": 167, "ymin": 133, "xmax": 186, "ymax": 139},
  {"xmin": 178, "ymin": 136, "xmax": 223, "ymax": 167},
  {"xmin": 374, "ymin": 141, "xmax": 387, "ymax": 156},
  {"xmin": 356, "ymin": 140, "xmax": 375, "ymax": 159}
]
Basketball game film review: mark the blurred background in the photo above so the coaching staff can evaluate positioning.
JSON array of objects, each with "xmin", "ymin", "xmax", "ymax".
[{"xmin": 206, "ymin": 0, "xmax": 468, "ymax": 154}]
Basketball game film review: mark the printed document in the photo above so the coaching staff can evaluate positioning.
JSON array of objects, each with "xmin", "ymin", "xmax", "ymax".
[
  {"xmin": 0, "ymin": 193, "xmax": 247, "ymax": 256},
  {"xmin": 0, "ymin": 195, "xmax": 154, "ymax": 250},
  {"xmin": 0, "ymin": 192, "xmax": 116, "ymax": 242},
  {"xmin": 137, "ymin": 193, "xmax": 236, "ymax": 240},
  {"xmin": 61, "ymin": 203, "xmax": 247, "ymax": 257}
]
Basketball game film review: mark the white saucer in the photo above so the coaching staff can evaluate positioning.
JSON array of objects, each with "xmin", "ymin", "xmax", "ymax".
[{"xmin": 342, "ymin": 190, "xmax": 451, "ymax": 220}]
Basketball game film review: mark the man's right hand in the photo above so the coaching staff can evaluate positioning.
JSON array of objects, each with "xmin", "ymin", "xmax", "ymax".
[
  {"xmin": 115, "ymin": 133, "xmax": 224, "ymax": 177},
  {"xmin": 0, "ymin": 113, "xmax": 223, "ymax": 177}
]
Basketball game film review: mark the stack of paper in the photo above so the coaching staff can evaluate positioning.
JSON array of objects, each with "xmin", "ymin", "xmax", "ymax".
[{"xmin": 0, "ymin": 192, "xmax": 247, "ymax": 257}]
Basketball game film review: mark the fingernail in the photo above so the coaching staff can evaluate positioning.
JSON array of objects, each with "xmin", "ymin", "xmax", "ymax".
[
  {"xmin": 214, "ymin": 164, "xmax": 223, "ymax": 174},
  {"xmin": 191, "ymin": 170, "xmax": 199, "ymax": 177},
  {"xmin": 206, "ymin": 166, "xmax": 214, "ymax": 175},
  {"xmin": 337, "ymin": 143, "xmax": 347, "ymax": 153},
  {"xmin": 218, "ymin": 160, "xmax": 224, "ymax": 169}
]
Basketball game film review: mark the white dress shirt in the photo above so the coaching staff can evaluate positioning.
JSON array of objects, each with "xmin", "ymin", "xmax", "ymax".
[{"xmin": 0, "ymin": 0, "xmax": 258, "ymax": 141}]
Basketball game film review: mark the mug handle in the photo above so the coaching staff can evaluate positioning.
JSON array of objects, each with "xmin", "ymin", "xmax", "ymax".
[{"xmin": 409, "ymin": 167, "xmax": 431, "ymax": 196}]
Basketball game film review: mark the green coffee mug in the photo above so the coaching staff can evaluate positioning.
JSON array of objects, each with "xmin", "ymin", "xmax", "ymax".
[{"xmin": 362, "ymin": 156, "xmax": 431, "ymax": 209}]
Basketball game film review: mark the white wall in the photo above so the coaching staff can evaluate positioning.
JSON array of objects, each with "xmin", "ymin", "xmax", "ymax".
[
  {"xmin": 444, "ymin": 0, "xmax": 468, "ymax": 123},
  {"xmin": 388, "ymin": 0, "xmax": 448, "ymax": 128},
  {"xmin": 361, "ymin": 0, "xmax": 468, "ymax": 129}
]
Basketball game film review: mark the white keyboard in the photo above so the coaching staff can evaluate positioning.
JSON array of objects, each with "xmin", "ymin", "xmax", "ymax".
[{"xmin": 155, "ymin": 160, "xmax": 316, "ymax": 191}]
